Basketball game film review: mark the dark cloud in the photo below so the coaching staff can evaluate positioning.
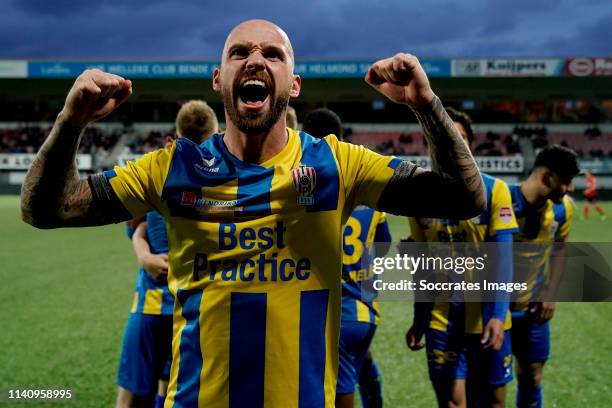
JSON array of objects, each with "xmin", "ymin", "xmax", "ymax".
[{"xmin": 0, "ymin": 0, "xmax": 609, "ymax": 59}]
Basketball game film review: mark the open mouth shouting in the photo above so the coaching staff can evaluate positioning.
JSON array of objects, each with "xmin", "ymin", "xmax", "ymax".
[{"xmin": 237, "ymin": 78, "xmax": 271, "ymax": 111}]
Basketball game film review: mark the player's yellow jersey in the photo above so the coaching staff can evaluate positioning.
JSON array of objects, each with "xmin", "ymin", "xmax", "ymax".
[
  {"xmin": 105, "ymin": 129, "xmax": 400, "ymax": 408},
  {"xmin": 342, "ymin": 207, "xmax": 391, "ymax": 325},
  {"xmin": 508, "ymin": 184, "xmax": 573, "ymax": 312},
  {"xmin": 409, "ymin": 173, "xmax": 518, "ymax": 334}
]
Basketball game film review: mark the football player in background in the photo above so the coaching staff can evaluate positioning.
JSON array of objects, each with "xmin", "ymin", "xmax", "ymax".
[
  {"xmin": 116, "ymin": 100, "xmax": 218, "ymax": 408},
  {"xmin": 405, "ymin": 107, "xmax": 518, "ymax": 408},
  {"xmin": 303, "ymin": 108, "xmax": 388, "ymax": 408},
  {"xmin": 508, "ymin": 145, "xmax": 579, "ymax": 408},
  {"xmin": 21, "ymin": 19, "xmax": 486, "ymax": 406},
  {"xmin": 582, "ymin": 169, "xmax": 606, "ymax": 220}
]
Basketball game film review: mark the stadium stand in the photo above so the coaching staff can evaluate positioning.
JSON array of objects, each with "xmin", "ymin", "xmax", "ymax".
[{"xmin": 2, "ymin": 123, "xmax": 612, "ymax": 159}]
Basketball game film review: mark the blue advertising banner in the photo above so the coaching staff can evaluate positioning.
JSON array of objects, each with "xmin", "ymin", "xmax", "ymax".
[
  {"xmin": 27, "ymin": 61, "xmax": 219, "ymax": 78},
  {"xmin": 294, "ymin": 59, "xmax": 450, "ymax": 78},
  {"xmin": 25, "ymin": 59, "xmax": 451, "ymax": 79}
]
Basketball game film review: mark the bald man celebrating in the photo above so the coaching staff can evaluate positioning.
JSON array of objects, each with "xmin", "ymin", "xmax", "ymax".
[{"xmin": 22, "ymin": 20, "xmax": 485, "ymax": 407}]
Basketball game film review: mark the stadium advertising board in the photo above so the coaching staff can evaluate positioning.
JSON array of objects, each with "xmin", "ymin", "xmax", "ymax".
[
  {"xmin": 294, "ymin": 60, "xmax": 450, "ymax": 77},
  {"xmin": 565, "ymin": 58, "xmax": 612, "ymax": 77},
  {"xmin": 0, "ymin": 60, "xmax": 27, "ymax": 78},
  {"xmin": 8, "ymin": 58, "xmax": 612, "ymax": 78},
  {"xmin": 0, "ymin": 154, "xmax": 92, "ymax": 170},
  {"xmin": 28, "ymin": 61, "xmax": 220, "ymax": 78},
  {"xmin": 24, "ymin": 60, "xmax": 451, "ymax": 78},
  {"xmin": 403, "ymin": 155, "xmax": 524, "ymax": 173},
  {"xmin": 452, "ymin": 58, "xmax": 564, "ymax": 77}
]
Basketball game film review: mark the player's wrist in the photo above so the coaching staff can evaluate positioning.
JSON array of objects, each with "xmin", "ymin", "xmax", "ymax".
[
  {"xmin": 409, "ymin": 93, "xmax": 439, "ymax": 113},
  {"xmin": 57, "ymin": 109, "xmax": 88, "ymax": 131},
  {"xmin": 408, "ymin": 89, "xmax": 436, "ymax": 108}
]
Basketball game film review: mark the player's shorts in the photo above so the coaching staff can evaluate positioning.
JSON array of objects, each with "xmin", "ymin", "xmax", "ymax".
[
  {"xmin": 585, "ymin": 194, "xmax": 598, "ymax": 203},
  {"xmin": 337, "ymin": 321, "xmax": 377, "ymax": 394},
  {"xmin": 425, "ymin": 328, "xmax": 513, "ymax": 387},
  {"xmin": 511, "ymin": 312, "xmax": 550, "ymax": 362},
  {"xmin": 117, "ymin": 313, "xmax": 173, "ymax": 396}
]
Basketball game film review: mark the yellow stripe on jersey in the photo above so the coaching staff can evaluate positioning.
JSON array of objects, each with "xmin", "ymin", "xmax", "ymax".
[
  {"xmin": 142, "ymin": 289, "xmax": 163, "ymax": 315},
  {"xmin": 107, "ymin": 143, "xmax": 175, "ymax": 217},
  {"xmin": 372, "ymin": 300, "xmax": 381, "ymax": 325},
  {"xmin": 430, "ymin": 302, "xmax": 450, "ymax": 332},
  {"xmin": 197, "ymin": 287, "xmax": 230, "ymax": 407},
  {"xmin": 356, "ymin": 301, "xmax": 371, "ymax": 323},
  {"xmin": 130, "ymin": 292, "xmax": 138, "ymax": 313}
]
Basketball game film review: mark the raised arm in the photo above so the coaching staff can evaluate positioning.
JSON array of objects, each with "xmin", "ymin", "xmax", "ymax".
[
  {"xmin": 20, "ymin": 69, "xmax": 133, "ymax": 228},
  {"xmin": 364, "ymin": 54, "xmax": 486, "ymax": 219}
]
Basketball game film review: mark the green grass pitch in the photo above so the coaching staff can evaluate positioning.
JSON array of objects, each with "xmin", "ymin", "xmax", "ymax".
[{"xmin": 1, "ymin": 195, "xmax": 611, "ymax": 407}]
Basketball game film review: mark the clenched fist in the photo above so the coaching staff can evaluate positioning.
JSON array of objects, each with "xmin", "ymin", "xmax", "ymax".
[
  {"xmin": 365, "ymin": 53, "xmax": 435, "ymax": 108},
  {"xmin": 61, "ymin": 68, "xmax": 132, "ymax": 128}
]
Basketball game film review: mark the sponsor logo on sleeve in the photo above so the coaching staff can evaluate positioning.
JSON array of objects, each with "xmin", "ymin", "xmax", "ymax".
[
  {"xmin": 181, "ymin": 191, "xmax": 198, "ymax": 206},
  {"xmin": 499, "ymin": 206, "xmax": 513, "ymax": 223}
]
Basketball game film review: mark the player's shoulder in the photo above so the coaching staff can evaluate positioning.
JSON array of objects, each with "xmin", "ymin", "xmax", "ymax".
[
  {"xmin": 174, "ymin": 133, "xmax": 221, "ymax": 156},
  {"xmin": 505, "ymin": 181, "xmax": 522, "ymax": 201},
  {"xmin": 560, "ymin": 195, "xmax": 574, "ymax": 219}
]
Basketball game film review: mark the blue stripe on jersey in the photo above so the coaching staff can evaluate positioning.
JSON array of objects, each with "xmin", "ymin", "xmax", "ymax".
[
  {"xmin": 299, "ymin": 132, "xmax": 339, "ymax": 212},
  {"xmin": 509, "ymin": 183, "xmax": 543, "ymax": 238},
  {"xmin": 388, "ymin": 157, "xmax": 402, "ymax": 170},
  {"xmin": 146, "ymin": 211, "xmax": 169, "ymax": 254},
  {"xmin": 162, "ymin": 137, "xmax": 233, "ymax": 219},
  {"xmin": 236, "ymin": 167, "xmax": 274, "ymax": 216},
  {"xmin": 229, "ymin": 292, "xmax": 267, "ymax": 408},
  {"xmin": 174, "ymin": 289, "xmax": 203, "ymax": 407},
  {"xmin": 509, "ymin": 183, "xmax": 526, "ymax": 216},
  {"xmin": 479, "ymin": 173, "xmax": 496, "ymax": 225},
  {"xmin": 553, "ymin": 201, "xmax": 567, "ymax": 226},
  {"xmin": 299, "ymin": 289, "xmax": 329, "ymax": 408},
  {"xmin": 104, "ymin": 169, "xmax": 117, "ymax": 179}
]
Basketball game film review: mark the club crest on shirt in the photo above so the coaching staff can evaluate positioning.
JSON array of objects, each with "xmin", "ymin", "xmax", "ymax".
[{"xmin": 292, "ymin": 165, "xmax": 317, "ymax": 206}]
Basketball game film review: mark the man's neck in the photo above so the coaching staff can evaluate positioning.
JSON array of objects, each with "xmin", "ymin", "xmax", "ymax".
[
  {"xmin": 223, "ymin": 118, "xmax": 288, "ymax": 164},
  {"xmin": 520, "ymin": 177, "xmax": 548, "ymax": 210}
]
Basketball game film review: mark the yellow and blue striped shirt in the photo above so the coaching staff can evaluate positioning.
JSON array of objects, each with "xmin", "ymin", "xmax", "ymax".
[
  {"xmin": 409, "ymin": 173, "xmax": 518, "ymax": 334},
  {"xmin": 105, "ymin": 129, "xmax": 400, "ymax": 407},
  {"xmin": 508, "ymin": 184, "xmax": 573, "ymax": 312}
]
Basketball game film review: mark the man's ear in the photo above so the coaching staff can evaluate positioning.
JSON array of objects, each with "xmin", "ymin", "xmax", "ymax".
[
  {"xmin": 289, "ymin": 75, "xmax": 301, "ymax": 98},
  {"xmin": 213, "ymin": 67, "xmax": 221, "ymax": 92},
  {"xmin": 164, "ymin": 134, "xmax": 177, "ymax": 148},
  {"xmin": 541, "ymin": 170, "xmax": 553, "ymax": 188}
]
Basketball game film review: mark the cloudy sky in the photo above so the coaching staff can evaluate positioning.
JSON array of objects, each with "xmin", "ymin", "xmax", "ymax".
[{"xmin": 1, "ymin": 0, "xmax": 610, "ymax": 60}]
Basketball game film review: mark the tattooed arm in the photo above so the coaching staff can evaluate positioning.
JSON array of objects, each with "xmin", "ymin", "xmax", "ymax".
[
  {"xmin": 20, "ymin": 69, "xmax": 134, "ymax": 228},
  {"xmin": 365, "ymin": 54, "xmax": 485, "ymax": 218}
]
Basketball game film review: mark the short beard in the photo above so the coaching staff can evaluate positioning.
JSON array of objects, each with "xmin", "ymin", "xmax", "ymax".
[{"xmin": 222, "ymin": 86, "xmax": 291, "ymax": 134}]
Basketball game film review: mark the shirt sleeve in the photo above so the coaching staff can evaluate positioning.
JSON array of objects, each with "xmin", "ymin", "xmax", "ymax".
[
  {"xmin": 104, "ymin": 143, "xmax": 175, "ymax": 219},
  {"xmin": 556, "ymin": 196, "xmax": 574, "ymax": 241},
  {"xmin": 488, "ymin": 179, "xmax": 519, "ymax": 237},
  {"xmin": 325, "ymin": 136, "xmax": 400, "ymax": 210},
  {"xmin": 374, "ymin": 213, "xmax": 392, "ymax": 243}
]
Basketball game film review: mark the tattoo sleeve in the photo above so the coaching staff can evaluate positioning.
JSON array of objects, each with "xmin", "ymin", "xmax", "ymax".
[
  {"xmin": 378, "ymin": 96, "xmax": 486, "ymax": 218},
  {"xmin": 20, "ymin": 113, "xmax": 131, "ymax": 228}
]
